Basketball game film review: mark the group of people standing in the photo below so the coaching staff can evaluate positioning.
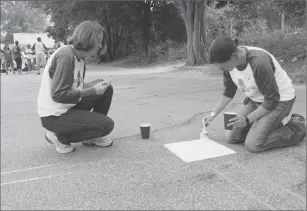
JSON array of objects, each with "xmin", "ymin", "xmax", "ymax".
[
  {"xmin": 0, "ymin": 37, "xmax": 56, "ymax": 75},
  {"xmin": 0, "ymin": 41, "xmax": 23, "ymax": 75}
]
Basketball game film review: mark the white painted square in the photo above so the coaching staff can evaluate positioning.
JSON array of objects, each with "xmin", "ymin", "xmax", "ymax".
[{"xmin": 164, "ymin": 138, "xmax": 236, "ymax": 163}]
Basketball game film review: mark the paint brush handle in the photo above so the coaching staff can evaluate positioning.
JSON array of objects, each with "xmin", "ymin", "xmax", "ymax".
[{"xmin": 200, "ymin": 124, "xmax": 208, "ymax": 139}]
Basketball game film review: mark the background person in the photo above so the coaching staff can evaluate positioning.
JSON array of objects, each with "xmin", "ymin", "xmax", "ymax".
[
  {"xmin": 23, "ymin": 44, "xmax": 34, "ymax": 73},
  {"xmin": 13, "ymin": 41, "xmax": 23, "ymax": 75},
  {"xmin": 32, "ymin": 37, "xmax": 48, "ymax": 75},
  {"xmin": 2, "ymin": 44, "xmax": 15, "ymax": 74}
]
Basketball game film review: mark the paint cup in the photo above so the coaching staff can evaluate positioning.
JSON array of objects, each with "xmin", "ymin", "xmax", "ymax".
[
  {"xmin": 224, "ymin": 129, "xmax": 233, "ymax": 142},
  {"xmin": 223, "ymin": 112, "xmax": 237, "ymax": 130},
  {"xmin": 140, "ymin": 123, "xmax": 151, "ymax": 139}
]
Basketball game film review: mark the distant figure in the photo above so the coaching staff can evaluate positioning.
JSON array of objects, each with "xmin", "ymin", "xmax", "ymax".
[
  {"xmin": 2, "ymin": 44, "xmax": 15, "ymax": 74},
  {"xmin": 24, "ymin": 44, "xmax": 34, "ymax": 73},
  {"xmin": 53, "ymin": 40, "xmax": 60, "ymax": 50},
  {"xmin": 0, "ymin": 50, "xmax": 5, "ymax": 73},
  {"xmin": 13, "ymin": 41, "xmax": 23, "ymax": 75},
  {"xmin": 32, "ymin": 37, "xmax": 48, "ymax": 75}
]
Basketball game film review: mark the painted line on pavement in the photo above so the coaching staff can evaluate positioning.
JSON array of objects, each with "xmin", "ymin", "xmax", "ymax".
[
  {"xmin": 1, "ymin": 164, "xmax": 58, "ymax": 175},
  {"xmin": 1, "ymin": 172, "xmax": 72, "ymax": 186}
]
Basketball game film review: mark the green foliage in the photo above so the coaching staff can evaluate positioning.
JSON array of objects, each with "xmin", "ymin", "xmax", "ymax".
[
  {"xmin": 151, "ymin": 2, "xmax": 186, "ymax": 43},
  {"xmin": 22, "ymin": 0, "xmax": 306, "ymax": 68},
  {"xmin": 1, "ymin": 1, "xmax": 50, "ymax": 43},
  {"xmin": 206, "ymin": 2, "xmax": 238, "ymax": 38},
  {"xmin": 239, "ymin": 27, "xmax": 307, "ymax": 61},
  {"xmin": 31, "ymin": 1, "xmax": 186, "ymax": 62}
]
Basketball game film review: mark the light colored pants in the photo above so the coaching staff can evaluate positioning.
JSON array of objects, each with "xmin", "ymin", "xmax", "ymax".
[
  {"xmin": 36, "ymin": 53, "xmax": 46, "ymax": 67},
  {"xmin": 226, "ymin": 97, "xmax": 298, "ymax": 152},
  {"xmin": 27, "ymin": 59, "xmax": 33, "ymax": 72}
]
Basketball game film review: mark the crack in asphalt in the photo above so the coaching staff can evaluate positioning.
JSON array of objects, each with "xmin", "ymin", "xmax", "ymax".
[
  {"xmin": 114, "ymin": 110, "xmax": 210, "ymax": 141},
  {"xmin": 1, "ymin": 112, "xmax": 38, "ymax": 118},
  {"xmin": 114, "ymin": 101, "xmax": 243, "ymax": 141},
  {"xmin": 211, "ymin": 166, "xmax": 277, "ymax": 210},
  {"xmin": 1, "ymin": 101, "xmax": 33, "ymax": 105},
  {"xmin": 220, "ymin": 162, "xmax": 307, "ymax": 204},
  {"xmin": 124, "ymin": 88, "xmax": 223, "ymax": 102}
]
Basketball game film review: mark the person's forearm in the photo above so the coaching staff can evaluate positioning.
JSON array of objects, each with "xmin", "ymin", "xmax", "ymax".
[
  {"xmin": 247, "ymin": 106, "xmax": 270, "ymax": 123},
  {"xmin": 79, "ymin": 87, "xmax": 96, "ymax": 97},
  {"xmin": 212, "ymin": 95, "xmax": 233, "ymax": 116},
  {"xmin": 83, "ymin": 79, "xmax": 104, "ymax": 89}
]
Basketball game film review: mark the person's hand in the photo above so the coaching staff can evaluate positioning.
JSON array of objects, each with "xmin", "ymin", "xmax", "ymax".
[
  {"xmin": 101, "ymin": 79, "xmax": 111, "ymax": 86},
  {"xmin": 84, "ymin": 79, "xmax": 109, "ymax": 89},
  {"xmin": 92, "ymin": 82, "xmax": 109, "ymax": 95},
  {"xmin": 92, "ymin": 78, "xmax": 111, "ymax": 85},
  {"xmin": 227, "ymin": 114, "xmax": 247, "ymax": 128},
  {"xmin": 202, "ymin": 115, "xmax": 215, "ymax": 127},
  {"xmin": 91, "ymin": 78, "xmax": 104, "ymax": 84}
]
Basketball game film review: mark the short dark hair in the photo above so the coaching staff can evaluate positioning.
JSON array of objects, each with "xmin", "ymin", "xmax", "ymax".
[
  {"xmin": 209, "ymin": 37, "xmax": 237, "ymax": 64},
  {"xmin": 15, "ymin": 41, "xmax": 19, "ymax": 45},
  {"xmin": 37, "ymin": 37, "xmax": 41, "ymax": 42}
]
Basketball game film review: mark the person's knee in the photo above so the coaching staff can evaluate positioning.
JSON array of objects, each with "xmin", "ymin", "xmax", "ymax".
[
  {"xmin": 107, "ymin": 117, "xmax": 114, "ymax": 131},
  {"xmin": 101, "ymin": 117, "xmax": 114, "ymax": 135},
  {"xmin": 105, "ymin": 84, "xmax": 113, "ymax": 96},
  {"xmin": 244, "ymin": 139, "xmax": 262, "ymax": 153}
]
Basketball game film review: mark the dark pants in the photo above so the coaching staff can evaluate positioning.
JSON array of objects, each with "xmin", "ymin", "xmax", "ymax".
[
  {"xmin": 15, "ymin": 57, "xmax": 22, "ymax": 69},
  {"xmin": 41, "ymin": 86, "xmax": 114, "ymax": 144}
]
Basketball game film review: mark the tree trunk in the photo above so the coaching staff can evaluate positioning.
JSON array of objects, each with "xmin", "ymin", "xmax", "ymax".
[
  {"xmin": 281, "ymin": 10, "xmax": 285, "ymax": 31},
  {"xmin": 140, "ymin": 1, "xmax": 151, "ymax": 55},
  {"xmin": 179, "ymin": 0, "xmax": 209, "ymax": 66},
  {"xmin": 113, "ymin": 24, "xmax": 123, "ymax": 59}
]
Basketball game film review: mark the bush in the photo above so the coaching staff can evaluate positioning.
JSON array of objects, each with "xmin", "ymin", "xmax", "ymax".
[
  {"xmin": 239, "ymin": 26, "xmax": 307, "ymax": 61},
  {"xmin": 148, "ymin": 40, "xmax": 186, "ymax": 62}
]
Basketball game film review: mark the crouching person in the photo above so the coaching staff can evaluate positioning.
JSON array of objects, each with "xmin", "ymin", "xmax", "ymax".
[
  {"xmin": 37, "ymin": 20, "xmax": 114, "ymax": 153},
  {"xmin": 203, "ymin": 37, "xmax": 306, "ymax": 153}
]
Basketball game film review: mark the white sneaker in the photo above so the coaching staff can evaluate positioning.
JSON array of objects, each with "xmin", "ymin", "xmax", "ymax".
[
  {"xmin": 82, "ymin": 137, "xmax": 113, "ymax": 147},
  {"xmin": 45, "ymin": 131, "xmax": 75, "ymax": 154}
]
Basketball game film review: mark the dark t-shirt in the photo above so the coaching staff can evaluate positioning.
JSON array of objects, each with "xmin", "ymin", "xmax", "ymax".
[
  {"xmin": 3, "ymin": 49, "xmax": 13, "ymax": 63},
  {"xmin": 13, "ymin": 46, "xmax": 22, "ymax": 58}
]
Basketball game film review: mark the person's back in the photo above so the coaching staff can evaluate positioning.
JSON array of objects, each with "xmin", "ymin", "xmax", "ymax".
[
  {"xmin": 32, "ymin": 37, "xmax": 48, "ymax": 75},
  {"xmin": 34, "ymin": 42, "xmax": 45, "ymax": 54}
]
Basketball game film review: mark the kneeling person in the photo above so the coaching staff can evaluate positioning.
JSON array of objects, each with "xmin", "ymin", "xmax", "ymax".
[{"xmin": 203, "ymin": 37, "xmax": 306, "ymax": 153}]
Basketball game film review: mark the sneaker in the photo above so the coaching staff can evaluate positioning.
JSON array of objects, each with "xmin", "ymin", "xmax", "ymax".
[
  {"xmin": 291, "ymin": 113, "xmax": 305, "ymax": 122},
  {"xmin": 45, "ymin": 131, "xmax": 75, "ymax": 154},
  {"xmin": 287, "ymin": 113, "xmax": 306, "ymax": 142},
  {"xmin": 82, "ymin": 137, "xmax": 113, "ymax": 147}
]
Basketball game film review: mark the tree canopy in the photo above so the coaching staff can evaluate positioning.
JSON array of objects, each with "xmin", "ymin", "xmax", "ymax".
[{"xmin": 1, "ymin": 1, "xmax": 50, "ymax": 42}]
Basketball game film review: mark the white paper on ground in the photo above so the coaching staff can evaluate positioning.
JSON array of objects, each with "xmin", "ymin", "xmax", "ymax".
[{"xmin": 164, "ymin": 137, "xmax": 236, "ymax": 163}]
